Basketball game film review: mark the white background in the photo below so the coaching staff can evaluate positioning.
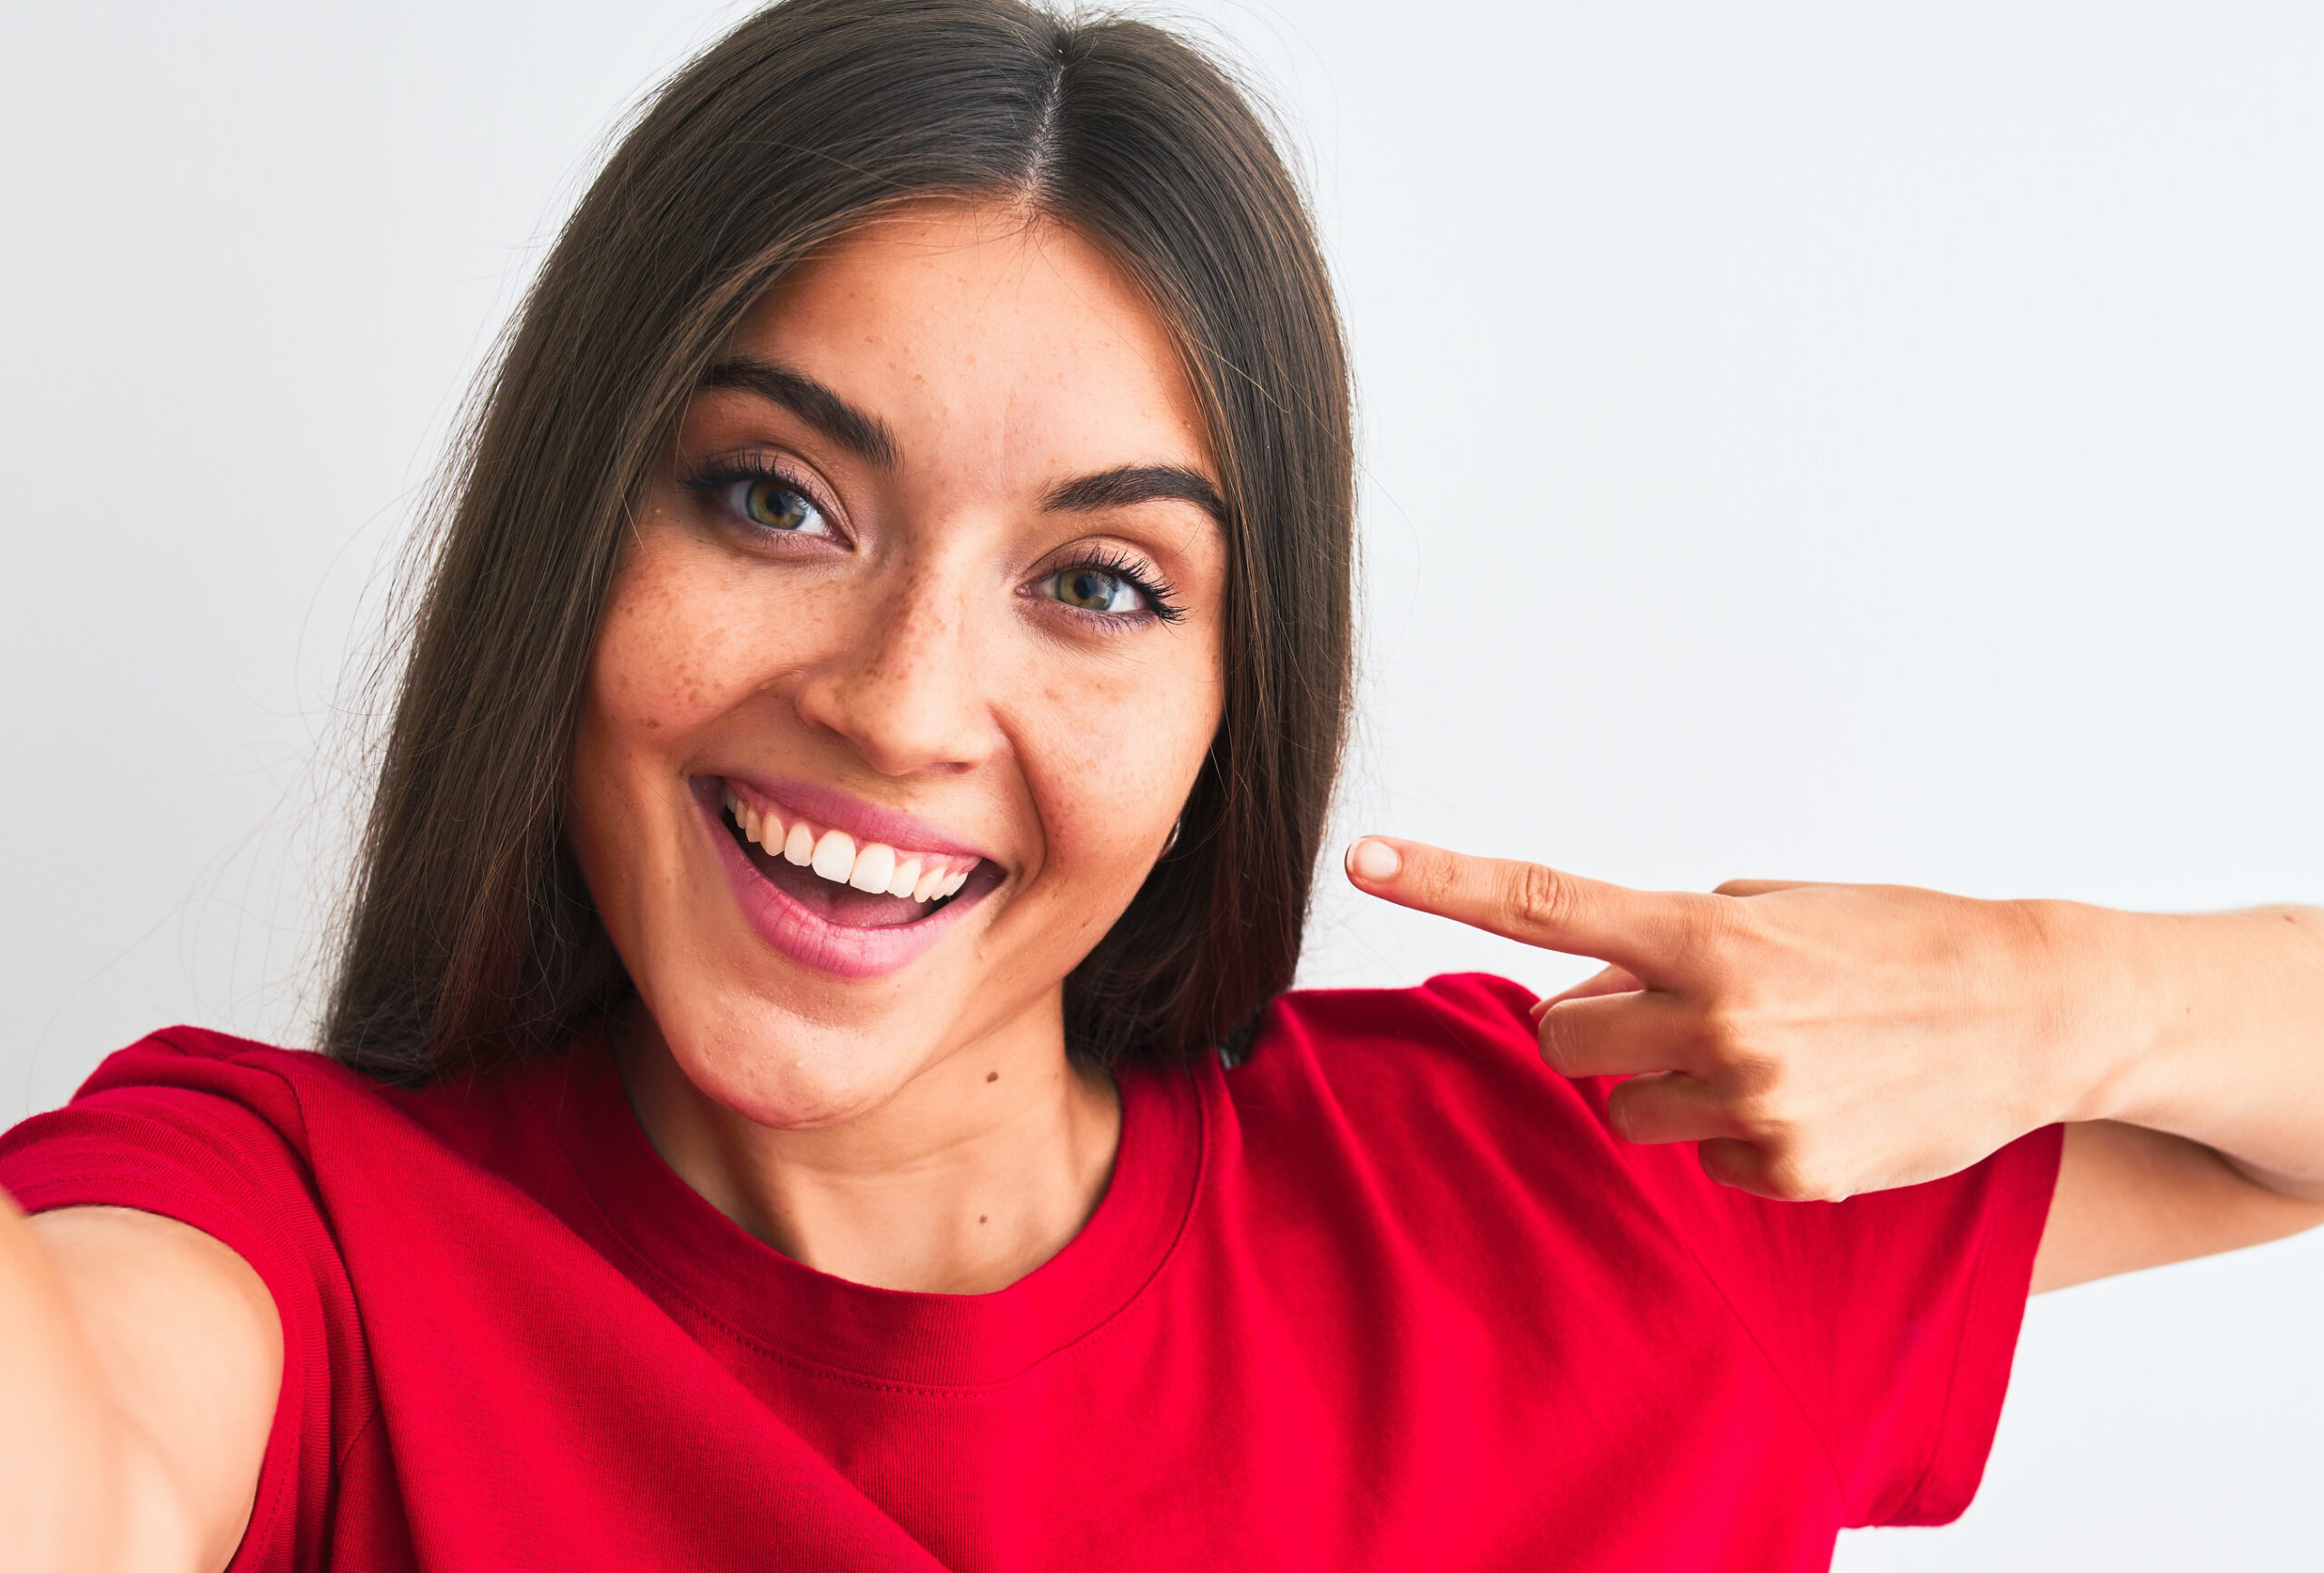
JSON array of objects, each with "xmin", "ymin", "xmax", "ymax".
[{"xmin": 3, "ymin": 2, "xmax": 2319, "ymax": 1566}]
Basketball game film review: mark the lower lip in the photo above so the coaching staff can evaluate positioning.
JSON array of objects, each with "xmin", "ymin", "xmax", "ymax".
[{"xmin": 694, "ymin": 782, "xmax": 982, "ymax": 980}]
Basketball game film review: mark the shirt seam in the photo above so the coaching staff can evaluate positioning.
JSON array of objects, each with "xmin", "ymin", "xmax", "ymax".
[
  {"xmin": 331, "ymin": 1403, "xmax": 385, "ymax": 1475},
  {"xmin": 1892, "ymin": 1166, "xmax": 2004, "ymax": 1521},
  {"xmin": 553, "ymin": 1061, "xmax": 1213, "ymax": 1398},
  {"xmin": 12, "ymin": 1047, "xmax": 360, "ymax": 1573},
  {"xmin": 127, "ymin": 1037, "xmax": 392, "ymax": 1545},
  {"xmin": 16, "ymin": 1174, "xmax": 311, "ymax": 1573}
]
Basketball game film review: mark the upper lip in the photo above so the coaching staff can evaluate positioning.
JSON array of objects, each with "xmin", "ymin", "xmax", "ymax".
[{"xmin": 706, "ymin": 771, "xmax": 996, "ymax": 865}]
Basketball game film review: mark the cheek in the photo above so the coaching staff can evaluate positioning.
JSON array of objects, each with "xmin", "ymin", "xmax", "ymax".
[
  {"xmin": 588, "ymin": 553, "xmax": 743, "ymax": 744},
  {"xmin": 568, "ymin": 532, "xmax": 775, "ymax": 886},
  {"xmin": 1014, "ymin": 641, "xmax": 1223, "ymax": 888}
]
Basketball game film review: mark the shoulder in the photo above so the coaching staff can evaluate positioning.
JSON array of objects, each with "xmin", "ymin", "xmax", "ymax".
[
  {"xmin": 1, "ymin": 1025, "xmax": 570, "ymax": 1219},
  {"xmin": 1268, "ymin": 970, "xmax": 1541, "ymax": 1037},
  {"xmin": 85, "ymin": 1021, "xmax": 370, "ymax": 1103},
  {"xmin": 4, "ymin": 1027, "xmax": 346, "ymax": 1180},
  {"xmin": 1219, "ymin": 973, "xmax": 1639, "ymax": 1207},
  {"xmin": 1262, "ymin": 970, "xmax": 1544, "ymax": 1055},
  {"xmin": 1240, "ymin": 971, "xmax": 1582, "ymax": 1117}
]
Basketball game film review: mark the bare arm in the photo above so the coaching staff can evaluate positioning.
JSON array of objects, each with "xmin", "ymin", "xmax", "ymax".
[
  {"xmin": 0, "ymin": 1194, "xmax": 280, "ymax": 1573},
  {"xmin": 2029, "ymin": 903, "xmax": 2324, "ymax": 1289},
  {"xmin": 2034, "ymin": 1120, "xmax": 2324, "ymax": 1292},
  {"xmin": 1343, "ymin": 838, "xmax": 2324, "ymax": 1289}
]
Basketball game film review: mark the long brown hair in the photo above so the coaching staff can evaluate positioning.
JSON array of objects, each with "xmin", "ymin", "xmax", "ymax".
[{"xmin": 325, "ymin": 0, "xmax": 1354, "ymax": 1079}]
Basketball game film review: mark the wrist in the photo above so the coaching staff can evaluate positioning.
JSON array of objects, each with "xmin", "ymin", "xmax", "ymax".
[{"xmin": 2022, "ymin": 898, "xmax": 2171, "ymax": 1127}]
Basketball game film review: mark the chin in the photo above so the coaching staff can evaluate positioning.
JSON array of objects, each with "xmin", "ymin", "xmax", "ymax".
[{"xmin": 655, "ymin": 988, "xmax": 931, "ymax": 1131}]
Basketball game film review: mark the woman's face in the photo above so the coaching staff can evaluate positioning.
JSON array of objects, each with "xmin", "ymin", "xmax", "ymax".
[{"xmin": 568, "ymin": 203, "xmax": 1226, "ymax": 1127}]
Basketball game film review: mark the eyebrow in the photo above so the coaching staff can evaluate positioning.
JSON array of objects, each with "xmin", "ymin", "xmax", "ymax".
[
  {"xmin": 697, "ymin": 354, "xmax": 1225, "ymax": 526},
  {"xmin": 698, "ymin": 357, "xmax": 901, "ymax": 469},
  {"xmin": 1044, "ymin": 466, "xmax": 1227, "ymax": 528}
]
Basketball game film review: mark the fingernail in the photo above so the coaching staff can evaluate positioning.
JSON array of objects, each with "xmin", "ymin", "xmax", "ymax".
[{"xmin": 1347, "ymin": 838, "xmax": 1401, "ymax": 882}]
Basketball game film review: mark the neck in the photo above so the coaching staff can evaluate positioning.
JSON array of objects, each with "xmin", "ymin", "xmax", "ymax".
[{"xmin": 613, "ymin": 999, "xmax": 1121, "ymax": 1294}]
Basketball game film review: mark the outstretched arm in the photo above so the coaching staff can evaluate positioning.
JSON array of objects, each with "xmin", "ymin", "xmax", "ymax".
[
  {"xmin": 1344, "ymin": 838, "xmax": 2324, "ymax": 1291},
  {"xmin": 0, "ymin": 1193, "xmax": 279, "ymax": 1572}
]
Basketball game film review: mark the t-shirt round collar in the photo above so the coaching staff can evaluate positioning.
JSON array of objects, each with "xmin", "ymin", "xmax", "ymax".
[{"xmin": 552, "ymin": 1034, "xmax": 1209, "ymax": 1391}]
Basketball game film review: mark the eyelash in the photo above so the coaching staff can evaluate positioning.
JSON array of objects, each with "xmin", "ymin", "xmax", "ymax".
[
  {"xmin": 1051, "ymin": 546, "xmax": 1186, "ymax": 626},
  {"xmin": 678, "ymin": 450, "xmax": 1184, "ymax": 626},
  {"xmin": 681, "ymin": 452, "xmax": 838, "ymax": 533}
]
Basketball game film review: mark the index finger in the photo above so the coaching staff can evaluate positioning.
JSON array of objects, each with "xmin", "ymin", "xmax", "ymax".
[{"xmin": 1344, "ymin": 836, "xmax": 1722, "ymax": 983}]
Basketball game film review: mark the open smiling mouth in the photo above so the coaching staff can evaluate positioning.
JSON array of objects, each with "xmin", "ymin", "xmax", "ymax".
[{"xmin": 714, "ymin": 781, "xmax": 988, "ymax": 930}]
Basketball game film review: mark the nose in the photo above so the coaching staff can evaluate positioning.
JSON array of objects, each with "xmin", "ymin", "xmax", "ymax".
[{"xmin": 790, "ymin": 567, "xmax": 1000, "ymax": 778}]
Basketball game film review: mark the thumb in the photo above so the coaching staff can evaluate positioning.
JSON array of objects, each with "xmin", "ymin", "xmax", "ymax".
[
  {"xmin": 1712, "ymin": 879, "xmax": 1818, "ymax": 898},
  {"xmin": 1344, "ymin": 837, "xmax": 1717, "ymax": 981}
]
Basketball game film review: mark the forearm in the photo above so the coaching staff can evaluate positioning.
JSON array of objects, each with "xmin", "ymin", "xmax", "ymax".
[
  {"xmin": 0, "ymin": 1190, "xmax": 131, "ymax": 1572},
  {"xmin": 2061, "ymin": 902, "xmax": 2324, "ymax": 1199}
]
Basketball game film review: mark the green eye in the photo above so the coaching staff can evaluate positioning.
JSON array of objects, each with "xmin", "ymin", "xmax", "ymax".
[
  {"xmin": 1056, "ymin": 566, "xmax": 1134, "ymax": 612},
  {"xmin": 1039, "ymin": 557, "xmax": 1172, "ymax": 620},
  {"xmin": 722, "ymin": 477, "xmax": 827, "ymax": 535}
]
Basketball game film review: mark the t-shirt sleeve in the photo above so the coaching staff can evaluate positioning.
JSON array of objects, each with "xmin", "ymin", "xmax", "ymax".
[
  {"xmin": 0, "ymin": 1035, "xmax": 359, "ymax": 1571},
  {"xmin": 1416, "ymin": 972, "xmax": 2063, "ymax": 1529},
  {"xmin": 1580, "ymin": 1070, "xmax": 2062, "ymax": 1527}
]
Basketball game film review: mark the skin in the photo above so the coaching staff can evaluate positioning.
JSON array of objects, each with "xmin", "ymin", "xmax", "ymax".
[
  {"xmin": 4, "ymin": 201, "xmax": 2320, "ymax": 1568},
  {"xmin": 1, "ymin": 1199, "xmax": 279, "ymax": 1573},
  {"xmin": 568, "ymin": 204, "xmax": 1228, "ymax": 1291},
  {"xmin": 1346, "ymin": 841, "xmax": 2324, "ymax": 1291}
]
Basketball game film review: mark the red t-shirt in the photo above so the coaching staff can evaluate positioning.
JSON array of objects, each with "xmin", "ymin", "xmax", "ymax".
[{"xmin": 0, "ymin": 973, "xmax": 2059, "ymax": 1571}]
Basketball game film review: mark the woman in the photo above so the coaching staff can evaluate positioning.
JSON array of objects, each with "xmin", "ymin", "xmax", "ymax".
[{"xmin": 3, "ymin": 1, "xmax": 2319, "ymax": 1568}]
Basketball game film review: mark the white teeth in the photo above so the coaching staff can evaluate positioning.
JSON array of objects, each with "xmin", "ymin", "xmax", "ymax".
[
  {"xmin": 729, "ymin": 790, "xmax": 776, "ymax": 855},
  {"xmin": 729, "ymin": 794, "xmax": 786, "ymax": 857},
  {"xmin": 811, "ymin": 829, "xmax": 856, "ymax": 882},
  {"xmin": 849, "ymin": 841, "xmax": 895, "ymax": 893},
  {"xmin": 724, "ymin": 784, "xmax": 980, "ymax": 905}
]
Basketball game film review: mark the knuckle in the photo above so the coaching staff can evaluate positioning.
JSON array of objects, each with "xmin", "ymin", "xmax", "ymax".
[
  {"xmin": 1756, "ymin": 1141, "xmax": 1856, "ymax": 1203},
  {"xmin": 1692, "ymin": 894, "xmax": 1760, "ymax": 958},
  {"xmin": 1659, "ymin": 906, "xmax": 1728, "ymax": 978},
  {"xmin": 1726, "ymin": 1087, "xmax": 1784, "ymax": 1135},
  {"xmin": 1724, "ymin": 1069, "xmax": 1807, "ymax": 1144},
  {"xmin": 1695, "ymin": 1010, "xmax": 1779, "ymax": 1085},
  {"xmin": 1726, "ymin": 1050, "xmax": 1787, "ymax": 1104},
  {"xmin": 1692, "ymin": 1003, "xmax": 1748, "ymax": 1053},
  {"xmin": 1758, "ymin": 1154, "xmax": 1822, "ymax": 1203},
  {"xmin": 1510, "ymin": 863, "xmax": 1576, "ymax": 932}
]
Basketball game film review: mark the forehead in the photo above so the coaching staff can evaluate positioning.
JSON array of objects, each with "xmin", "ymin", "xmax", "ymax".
[{"xmin": 727, "ymin": 203, "xmax": 1214, "ymax": 487}]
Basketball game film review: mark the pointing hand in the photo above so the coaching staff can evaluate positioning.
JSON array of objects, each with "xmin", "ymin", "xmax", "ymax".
[{"xmin": 1344, "ymin": 836, "xmax": 2113, "ymax": 1201}]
